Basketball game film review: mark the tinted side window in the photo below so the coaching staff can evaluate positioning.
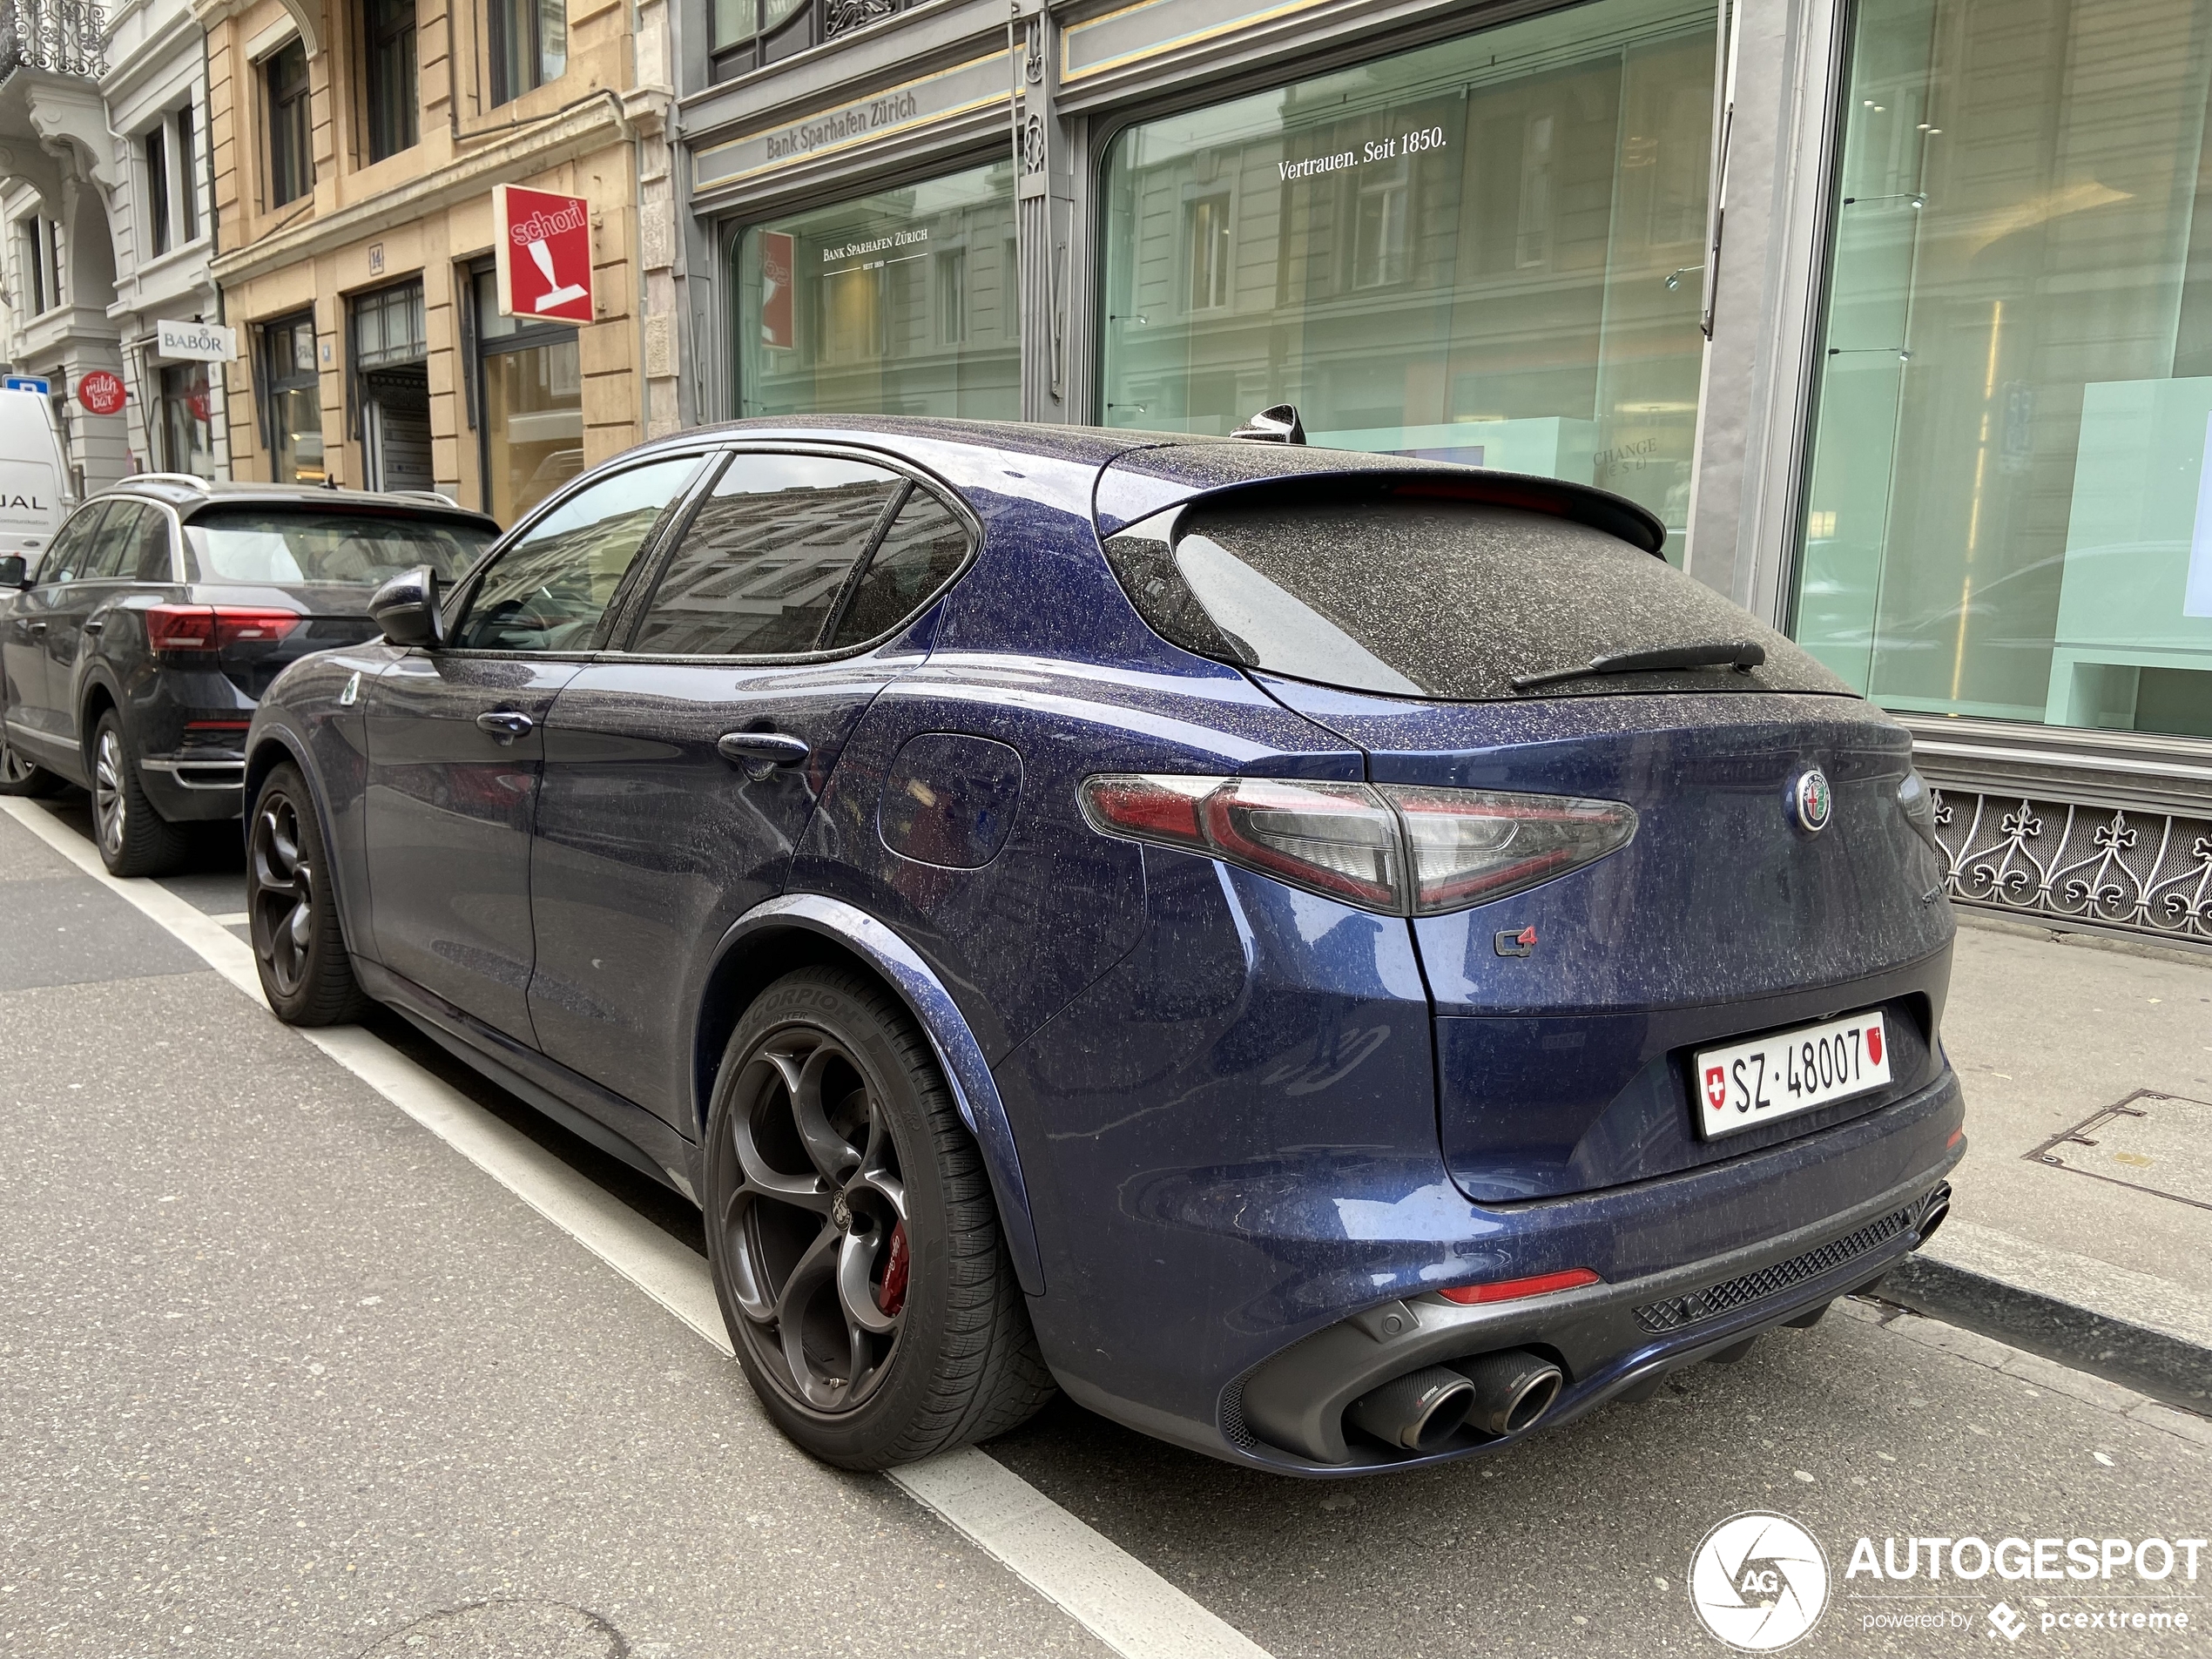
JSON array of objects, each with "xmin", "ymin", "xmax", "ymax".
[
  {"xmin": 628, "ymin": 454, "xmax": 902, "ymax": 658},
  {"xmin": 128, "ymin": 506, "xmax": 176, "ymax": 583},
  {"xmin": 36, "ymin": 503, "xmax": 109, "ymax": 584},
  {"xmin": 84, "ymin": 503, "xmax": 146, "ymax": 579},
  {"xmin": 452, "ymin": 456, "xmax": 702, "ymax": 651},
  {"xmin": 827, "ymin": 489, "xmax": 971, "ymax": 649}
]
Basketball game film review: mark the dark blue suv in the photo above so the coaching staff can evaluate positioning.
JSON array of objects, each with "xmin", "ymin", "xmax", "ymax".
[{"xmin": 242, "ymin": 417, "xmax": 1962, "ymax": 1474}]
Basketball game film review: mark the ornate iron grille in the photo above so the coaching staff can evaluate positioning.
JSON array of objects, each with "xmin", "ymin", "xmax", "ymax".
[
  {"xmin": 1633, "ymin": 1204, "xmax": 1918, "ymax": 1333},
  {"xmin": 1, "ymin": 0, "xmax": 105, "ymax": 77},
  {"xmin": 1929, "ymin": 788, "xmax": 2212, "ymax": 944},
  {"xmin": 824, "ymin": 0, "xmax": 895, "ymax": 39}
]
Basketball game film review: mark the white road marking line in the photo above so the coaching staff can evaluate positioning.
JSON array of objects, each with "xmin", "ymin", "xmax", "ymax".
[
  {"xmin": 208, "ymin": 910, "xmax": 251, "ymax": 927},
  {"xmin": 1, "ymin": 795, "xmax": 1277, "ymax": 1659}
]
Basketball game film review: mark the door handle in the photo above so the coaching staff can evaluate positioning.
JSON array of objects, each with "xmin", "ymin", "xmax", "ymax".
[
  {"xmin": 717, "ymin": 730, "xmax": 810, "ymax": 779},
  {"xmin": 27, "ymin": 620, "xmax": 45, "ymax": 634},
  {"xmin": 475, "ymin": 709, "xmax": 535, "ymax": 744},
  {"xmin": 82, "ymin": 619, "xmax": 104, "ymax": 635}
]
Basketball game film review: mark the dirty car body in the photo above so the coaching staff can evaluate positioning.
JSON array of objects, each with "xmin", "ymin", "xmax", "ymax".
[{"xmin": 246, "ymin": 417, "xmax": 1963, "ymax": 1474}]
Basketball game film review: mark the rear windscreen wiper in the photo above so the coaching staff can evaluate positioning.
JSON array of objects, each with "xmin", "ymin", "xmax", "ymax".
[{"xmin": 1511, "ymin": 639, "xmax": 1767, "ymax": 693}]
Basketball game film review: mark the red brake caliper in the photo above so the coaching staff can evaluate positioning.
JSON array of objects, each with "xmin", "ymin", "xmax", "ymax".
[{"xmin": 878, "ymin": 1222, "xmax": 910, "ymax": 1318}]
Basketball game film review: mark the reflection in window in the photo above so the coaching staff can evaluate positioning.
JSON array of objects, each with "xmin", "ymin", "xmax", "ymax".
[
  {"xmin": 473, "ymin": 263, "xmax": 582, "ymax": 523},
  {"xmin": 1099, "ymin": 0, "xmax": 1716, "ymax": 558},
  {"xmin": 733, "ymin": 160, "xmax": 1018, "ymax": 420},
  {"xmin": 262, "ymin": 311, "xmax": 323, "ymax": 484},
  {"xmin": 489, "ymin": 0, "xmax": 565, "ymax": 105},
  {"xmin": 266, "ymin": 40, "xmax": 313, "ymax": 207},
  {"xmin": 1794, "ymin": 0, "xmax": 2212, "ymax": 739},
  {"xmin": 364, "ymin": 0, "xmax": 419, "ymax": 160}
]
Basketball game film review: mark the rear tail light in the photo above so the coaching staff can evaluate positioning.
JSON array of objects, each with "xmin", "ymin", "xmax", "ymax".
[
  {"xmin": 145, "ymin": 605, "xmax": 304, "ymax": 651},
  {"xmin": 1436, "ymin": 1267, "xmax": 1602, "ymax": 1305},
  {"xmin": 1079, "ymin": 774, "xmax": 1635, "ymax": 915}
]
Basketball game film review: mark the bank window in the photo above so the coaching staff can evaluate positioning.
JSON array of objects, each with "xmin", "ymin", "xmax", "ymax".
[
  {"xmin": 363, "ymin": 0, "xmax": 418, "ymax": 161},
  {"xmin": 709, "ymin": 0, "xmax": 807, "ymax": 82},
  {"xmin": 732, "ymin": 158, "xmax": 1019, "ymax": 422},
  {"xmin": 470, "ymin": 261, "xmax": 583, "ymax": 523},
  {"xmin": 145, "ymin": 125, "xmax": 171, "ymax": 257},
  {"xmin": 1793, "ymin": 0, "xmax": 2212, "ymax": 742},
  {"xmin": 489, "ymin": 0, "xmax": 566, "ymax": 105},
  {"xmin": 266, "ymin": 40, "xmax": 313, "ymax": 207},
  {"xmin": 1099, "ymin": 0, "xmax": 1716, "ymax": 557},
  {"xmin": 261, "ymin": 311, "xmax": 324, "ymax": 484}
]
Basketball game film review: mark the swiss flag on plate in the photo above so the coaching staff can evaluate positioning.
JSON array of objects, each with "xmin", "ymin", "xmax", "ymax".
[
  {"xmin": 1866, "ymin": 1025, "xmax": 1884, "ymax": 1067},
  {"xmin": 1704, "ymin": 1065, "xmax": 1727, "ymax": 1111}
]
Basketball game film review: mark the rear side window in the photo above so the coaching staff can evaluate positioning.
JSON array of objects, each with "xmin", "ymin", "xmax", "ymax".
[
  {"xmin": 127, "ymin": 506, "xmax": 175, "ymax": 583},
  {"xmin": 84, "ymin": 502, "xmax": 146, "ymax": 579},
  {"xmin": 36, "ymin": 502, "xmax": 109, "ymax": 583},
  {"xmin": 1103, "ymin": 498, "xmax": 1852, "ymax": 701},
  {"xmin": 826, "ymin": 489, "xmax": 970, "ymax": 650},
  {"xmin": 184, "ymin": 509, "xmax": 494, "ymax": 586}
]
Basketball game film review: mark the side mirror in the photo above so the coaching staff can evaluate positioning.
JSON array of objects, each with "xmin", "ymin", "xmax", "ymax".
[
  {"xmin": 0, "ymin": 555, "xmax": 26, "ymax": 588},
  {"xmin": 370, "ymin": 564, "xmax": 444, "ymax": 648}
]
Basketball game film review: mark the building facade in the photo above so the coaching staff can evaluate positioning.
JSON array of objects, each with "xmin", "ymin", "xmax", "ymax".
[
  {"xmin": 193, "ymin": 0, "xmax": 680, "ymax": 520},
  {"xmin": 668, "ymin": 0, "xmax": 2212, "ymax": 948}
]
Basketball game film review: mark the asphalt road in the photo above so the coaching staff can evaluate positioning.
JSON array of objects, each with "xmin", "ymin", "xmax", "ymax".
[{"xmin": 3, "ymin": 797, "xmax": 2207, "ymax": 1659}]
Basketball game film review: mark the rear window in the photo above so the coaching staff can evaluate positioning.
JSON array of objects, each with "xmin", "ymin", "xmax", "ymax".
[
  {"xmin": 182, "ymin": 509, "xmax": 493, "ymax": 586},
  {"xmin": 1103, "ymin": 499, "xmax": 1853, "ymax": 701}
]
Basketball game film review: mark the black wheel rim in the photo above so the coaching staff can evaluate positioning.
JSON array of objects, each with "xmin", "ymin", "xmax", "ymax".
[
  {"xmin": 0, "ymin": 734, "xmax": 34, "ymax": 786},
  {"xmin": 91, "ymin": 728, "xmax": 125, "ymax": 856},
  {"xmin": 714, "ymin": 1027, "xmax": 910, "ymax": 1414},
  {"xmin": 249, "ymin": 792, "xmax": 314, "ymax": 999}
]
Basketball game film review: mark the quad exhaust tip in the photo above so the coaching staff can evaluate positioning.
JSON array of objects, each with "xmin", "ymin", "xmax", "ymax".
[{"xmin": 1345, "ymin": 1348, "xmax": 1566, "ymax": 1453}]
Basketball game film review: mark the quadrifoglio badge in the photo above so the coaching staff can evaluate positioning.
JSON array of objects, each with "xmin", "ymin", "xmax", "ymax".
[{"xmin": 1689, "ymin": 1514, "xmax": 2206, "ymax": 1650}]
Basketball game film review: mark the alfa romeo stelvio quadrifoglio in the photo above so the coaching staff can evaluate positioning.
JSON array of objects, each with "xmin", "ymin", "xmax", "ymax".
[{"xmin": 241, "ymin": 414, "xmax": 1961, "ymax": 1474}]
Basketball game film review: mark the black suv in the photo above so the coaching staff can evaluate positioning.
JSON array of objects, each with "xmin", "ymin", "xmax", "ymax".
[{"xmin": 0, "ymin": 477, "xmax": 496, "ymax": 873}]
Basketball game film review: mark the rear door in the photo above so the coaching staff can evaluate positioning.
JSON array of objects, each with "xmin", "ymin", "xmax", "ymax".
[
  {"xmin": 363, "ymin": 453, "xmax": 705, "ymax": 1036},
  {"xmin": 527, "ymin": 449, "xmax": 968, "ymax": 1127},
  {"xmin": 40, "ymin": 500, "xmax": 141, "ymax": 747},
  {"xmin": 3, "ymin": 501, "xmax": 107, "ymax": 762}
]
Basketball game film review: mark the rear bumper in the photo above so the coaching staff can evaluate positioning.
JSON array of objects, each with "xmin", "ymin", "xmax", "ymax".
[
  {"xmin": 1047, "ymin": 1065, "xmax": 1964, "ymax": 1476},
  {"xmin": 137, "ymin": 752, "xmax": 246, "ymax": 820}
]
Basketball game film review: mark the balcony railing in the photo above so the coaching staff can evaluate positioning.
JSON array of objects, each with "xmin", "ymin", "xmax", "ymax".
[{"xmin": 0, "ymin": 0, "xmax": 106, "ymax": 78}]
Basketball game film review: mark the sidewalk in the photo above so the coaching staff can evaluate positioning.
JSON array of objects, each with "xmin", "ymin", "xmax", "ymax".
[{"xmin": 1877, "ymin": 913, "xmax": 2212, "ymax": 1411}]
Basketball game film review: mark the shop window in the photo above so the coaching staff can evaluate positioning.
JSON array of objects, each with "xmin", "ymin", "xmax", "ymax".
[
  {"xmin": 176, "ymin": 106, "xmax": 199, "ymax": 240},
  {"xmin": 1795, "ymin": 0, "xmax": 2212, "ymax": 740},
  {"xmin": 145, "ymin": 125, "xmax": 171, "ymax": 257},
  {"xmin": 730, "ymin": 158, "xmax": 1019, "ymax": 421},
  {"xmin": 158, "ymin": 363, "xmax": 216, "ymax": 480},
  {"xmin": 266, "ymin": 40, "xmax": 313, "ymax": 207},
  {"xmin": 470, "ymin": 261, "xmax": 583, "ymax": 523},
  {"xmin": 364, "ymin": 0, "xmax": 419, "ymax": 161},
  {"xmin": 489, "ymin": 0, "xmax": 566, "ymax": 105},
  {"xmin": 260, "ymin": 311, "xmax": 324, "ymax": 484},
  {"xmin": 1099, "ymin": 0, "xmax": 1716, "ymax": 556}
]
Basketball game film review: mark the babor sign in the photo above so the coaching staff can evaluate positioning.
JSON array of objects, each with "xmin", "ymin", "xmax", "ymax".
[{"xmin": 156, "ymin": 320, "xmax": 238, "ymax": 362}]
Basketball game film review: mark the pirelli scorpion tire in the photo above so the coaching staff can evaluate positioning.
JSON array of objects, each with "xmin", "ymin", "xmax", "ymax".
[{"xmin": 704, "ymin": 967, "xmax": 1055, "ymax": 1469}]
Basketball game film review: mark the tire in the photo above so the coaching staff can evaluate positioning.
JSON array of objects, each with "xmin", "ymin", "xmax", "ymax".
[
  {"xmin": 0, "ymin": 722, "xmax": 64, "ymax": 797},
  {"xmin": 246, "ymin": 763, "xmax": 371, "ymax": 1025},
  {"xmin": 89, "ymin": 708, "xmax": 190, "ymax": 876},
  {"xmin": 705, "ymin": 967, "xmax": 1055, "ymax": 1468}
]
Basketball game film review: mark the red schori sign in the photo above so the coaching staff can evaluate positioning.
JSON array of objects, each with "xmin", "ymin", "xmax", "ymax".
[
  {"xmin": 77, "ymin": 370, "xmax": 126, "ymax": 415},
  {"xmin": 493, "ymin": 185, "xmax": 594, "ymax": 324},
  {"xmin": 759, "ymin": 231, "xmax": 795, "ymax": 349}
]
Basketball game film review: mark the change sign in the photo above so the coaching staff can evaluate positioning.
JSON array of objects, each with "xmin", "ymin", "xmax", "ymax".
[{"xmin": 494, "ymin": 185, "xmax": 594, "ymax": 325}]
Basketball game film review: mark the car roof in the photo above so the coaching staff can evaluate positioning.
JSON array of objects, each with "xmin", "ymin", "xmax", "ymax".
[{"xmin": 98, "ymin": 476, "xmax": 499, "ymax": 530}]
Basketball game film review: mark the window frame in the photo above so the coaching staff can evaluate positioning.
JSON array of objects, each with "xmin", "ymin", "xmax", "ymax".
[
  {"xmin": 264, "ymin": 38, "xmax": 314, "ymax": 208},
  {"xmin": 362, "ymin": 0, "xmax": 421, "ymax": 162},
  {"xmin": 144, "ymin": 124, "xmax": 171, "ymax": 258},
  {"xmin": 605, "ymin": 442, "xmax": 981, "ymax": 664},
  {"xmin": 175, "ymin": 105, "xmax": 199, "ymax": 240},
  {"xmin": 464, "ymin": 255, "xmax": 585, "ymax": 520},
  {"xmin": 487, "ymin": 0, "xmax": 567, "ymax": 107}
]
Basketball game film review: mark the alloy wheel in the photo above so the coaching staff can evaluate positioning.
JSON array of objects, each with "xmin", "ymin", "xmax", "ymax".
[
  {"xmin": 249, "ymin": 791, "xmax": 316, "ymax": 1000},
  {"xmin": 92, "ymin": 728, "xmax": 126, "ymax": 857},
  {"xmin": 717, "ymin": 1028, "xmax": 911, "ymax": 1413}
]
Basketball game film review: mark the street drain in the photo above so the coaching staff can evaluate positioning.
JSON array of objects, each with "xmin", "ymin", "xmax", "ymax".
[
  {"xmin": 359, "ymin": 1599, "xmax": 627, "ymax": 1658},
  {"xmin": 2027, "ymin": 1089, "xmax": 2212, "ymax": 1211}
]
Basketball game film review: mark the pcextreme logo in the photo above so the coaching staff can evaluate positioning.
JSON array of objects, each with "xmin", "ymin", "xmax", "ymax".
[{"xmin": 1689, "ymin": 1512, "xmax": 1831, "ymax": 1651}]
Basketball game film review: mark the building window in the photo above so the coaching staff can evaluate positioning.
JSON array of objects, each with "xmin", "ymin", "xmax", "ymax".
[
  {"xmin": 489, "ymin": 0, "xmax": 566, "ymax": 105},
  {"xmin": 145, "ymin": 125, "xmax": 171, "ymax": 257},
  {"xmin": 1099, "ymin": 0, "xmax": 1716, "ymax": 556},
  {"xmin": 470, "ymin": 262, "xmax": 583, "ymax": 523},
  {"xmin": 266, "ymin": 40, "xmax": 313, "ymax": 207},
  {"xmin": 261, "ymin": 311, "xmax": 324, "ymax": 483},
  {"xmin": 364, "ymin": 0, "xmax": 419, "ymax": 161},
  {"xmin": 158, "ymin": 364, "xmax": 215, "ymax": 479},
  {"xmin": 175, "ymin": 106, "xmax": 199, "ymax": 240},
  {"xmin": 1794, "ymin": 0, "xmax": 2212, "ymax": 741},
  {"xmin": 20, "ymin": 214, "xmax": 62, "ymax": 313},
  {"xmin": 352, "ymin": 280, "xmax": 431, "ymax": 491},
  {"xmin": 1185, "ymin": 195, "xmax": 1232, "ymax": 313},
  {"xmin": 708, "ymin": 0, "xmax": 809, "ymax": 82},
  {"xmin": 732, "ymin": 158, "xmax": 1019, "ymax": 422}
]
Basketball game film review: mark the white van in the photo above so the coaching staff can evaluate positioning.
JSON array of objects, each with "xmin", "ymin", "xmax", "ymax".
[{"xmin": 0, "ymin": 388, "xmax": 69, "ymax": 570}]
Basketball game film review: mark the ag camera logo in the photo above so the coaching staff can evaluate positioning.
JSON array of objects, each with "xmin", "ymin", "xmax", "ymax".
[{"xmin": 1690, "ymin": 1512, "xmax": 1831, "ymax": 1651}]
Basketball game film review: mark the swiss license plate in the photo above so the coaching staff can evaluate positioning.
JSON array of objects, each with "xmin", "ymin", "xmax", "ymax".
[{"xmin": 1694, "ymin": 1011, "xmax": 1891, "ymax": 1139}]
